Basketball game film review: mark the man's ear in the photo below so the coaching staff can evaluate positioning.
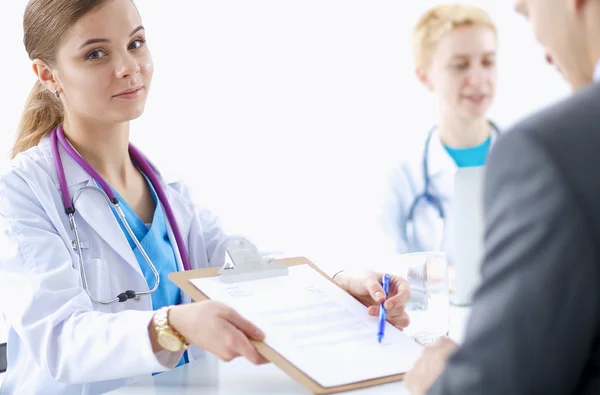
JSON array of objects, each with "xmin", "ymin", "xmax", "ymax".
[
  {"xmin": 32, "ymin": 59, "xmax": 60, "ymax": 95},
  {"xmin": 415, "ymin": 67, "xmax": 434, "ymax": 92}
]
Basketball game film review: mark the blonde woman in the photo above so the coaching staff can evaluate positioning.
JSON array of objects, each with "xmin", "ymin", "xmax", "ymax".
[
  {"xmin": 382, "ymin": 4, "xmax": 500, "ymax": 254},
  {"xmin": 0, "ymin": 1, "xmax": 410, "ymax": 394}
]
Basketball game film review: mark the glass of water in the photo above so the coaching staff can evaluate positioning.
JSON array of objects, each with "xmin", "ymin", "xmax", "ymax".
[{"xmin": 399, "ymin": 252, "xmax": 450, "ymax": 346}]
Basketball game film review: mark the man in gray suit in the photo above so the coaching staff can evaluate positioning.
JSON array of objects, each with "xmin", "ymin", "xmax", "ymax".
[{"xmin": 405, "ymin": 0, "xmax": 600, "ymax": 394}]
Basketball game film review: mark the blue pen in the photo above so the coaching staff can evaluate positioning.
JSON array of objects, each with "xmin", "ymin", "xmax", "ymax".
[{"xmin": 378, "ymin": 274, "xmax": 391, "ymax": 343}]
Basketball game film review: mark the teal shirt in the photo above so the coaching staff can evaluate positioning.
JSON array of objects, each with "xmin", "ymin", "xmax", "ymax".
[
  {"xmin": 444, "ymin": 136, "xmax": 492, "ymax": 168},
  {"xmin": 104, "ymin": 175, "xmax": 187, "ymax": 368}
]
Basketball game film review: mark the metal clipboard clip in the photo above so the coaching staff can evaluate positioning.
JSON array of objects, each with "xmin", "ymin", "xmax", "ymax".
[{"xmin": 219, "ymin": 237, "xmax": 289, "ymax": 283}]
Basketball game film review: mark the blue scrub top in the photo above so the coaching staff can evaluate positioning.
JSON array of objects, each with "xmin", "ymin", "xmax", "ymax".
[
  {"xmin": 104, "ymin": 174, "xmax": 187, "ymax": 368},
  {"xmin": 444, "ymin": 136, "xmax": 492, "ymax": 168}
]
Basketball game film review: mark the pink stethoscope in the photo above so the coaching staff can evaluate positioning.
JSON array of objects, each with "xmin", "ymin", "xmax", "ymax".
[{"xmin": 51, "ymin": 125, "xmax": 191, "ymax": 305}]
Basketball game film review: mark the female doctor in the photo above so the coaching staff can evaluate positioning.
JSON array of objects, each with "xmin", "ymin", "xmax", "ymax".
[
  {"xmin": 0, "ymin": 1, "xmax": 410, "ymax": 394},
  {"xmin": 381, "ymin": 4, "xmax": 500, "ymax": 254}
]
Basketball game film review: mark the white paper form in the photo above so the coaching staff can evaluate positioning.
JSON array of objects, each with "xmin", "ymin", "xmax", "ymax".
[{"xmin": 191, "ymin": 264, "xmax": 423, "ymax": 388}]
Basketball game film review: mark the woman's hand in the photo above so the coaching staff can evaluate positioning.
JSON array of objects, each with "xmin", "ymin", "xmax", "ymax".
[
  {"xmin": 334, "ymin": 271, "xmax": 411, "ymax": 329},
  {"xmin": 168, "ymin": 300, "xmax": 268, "ymax": 365}
]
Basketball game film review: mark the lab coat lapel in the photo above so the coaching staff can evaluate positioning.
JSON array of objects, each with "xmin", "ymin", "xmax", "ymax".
[
  {"xmin": 43, "ymin": 136, "xmax": 142, "ymax": 275},
  {"xmin": 74, "ymin": 178, "xmax": 143, "ymax": 277},
  {"xmin": 162, "ymin": 185, "xmax": 194, "ymax": 304},
  {"xmin": 426, "ymin": 130, "xmax": 457, "ymax": 201},
  {"xmin": 428, "ymin": 125, "xmax": 500, "ymax": 196},
  {"xmin": 490, "ymin": 126, "xmax": 500, "ymax": 147}
]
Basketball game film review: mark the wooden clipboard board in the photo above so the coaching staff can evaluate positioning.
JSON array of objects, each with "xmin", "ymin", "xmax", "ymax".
[{"xmin": 169, "ymin": 256, "xmax": 405, "ymax": 394}]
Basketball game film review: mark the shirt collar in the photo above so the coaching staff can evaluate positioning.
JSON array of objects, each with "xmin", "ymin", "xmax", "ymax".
[{"xmin": 594, "ymin": 59, "xmax": 600, "ymax": 83}]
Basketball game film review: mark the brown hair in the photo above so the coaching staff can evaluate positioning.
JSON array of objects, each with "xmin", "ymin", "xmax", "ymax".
[
  {"xmin": 12, "ymin": 0, "xmax": 109, "ymax": 159},
  {"xmin": 412, "ymin": 3, "xmax": 497, "ymax": 69}
]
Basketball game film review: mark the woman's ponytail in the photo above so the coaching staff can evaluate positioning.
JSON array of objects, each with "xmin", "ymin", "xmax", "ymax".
[{"xmin": 11, "ymin": 81, "xmax": 63, "ymax": 159}]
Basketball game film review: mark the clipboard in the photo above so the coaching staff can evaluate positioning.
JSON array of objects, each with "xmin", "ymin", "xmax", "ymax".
[{"xmin": 169, "ymin": 240, "xmax": 406, "ymax": 394}]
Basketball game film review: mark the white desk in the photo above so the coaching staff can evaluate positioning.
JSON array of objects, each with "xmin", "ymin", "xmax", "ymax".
[{"xmin": 107, "ymin": 306, "xmax": 470, "ymax": 395}]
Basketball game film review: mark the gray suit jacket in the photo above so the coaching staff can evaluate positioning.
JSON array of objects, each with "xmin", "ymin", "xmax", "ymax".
[{"xmin": 428, "ymin": 82, "xmax": 600, "ymax": 395}]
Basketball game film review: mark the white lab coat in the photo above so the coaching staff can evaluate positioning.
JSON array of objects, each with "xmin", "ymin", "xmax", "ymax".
[
  {"xmin": 380, "ymin": 129, "xmax": 498, "ymax": 255},
  {"xmin": 0, "ymin": 136, "xmax": 232, "ymax": 395}
]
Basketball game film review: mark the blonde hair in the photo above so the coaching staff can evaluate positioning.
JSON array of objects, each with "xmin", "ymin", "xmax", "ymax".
[
  {"xmin": 12, "ymin": 0, "xmax": 110, "ymax": 159},
  {"xmin": 412, "ymin": 3, "xmax": 497, "ymax": 69}
]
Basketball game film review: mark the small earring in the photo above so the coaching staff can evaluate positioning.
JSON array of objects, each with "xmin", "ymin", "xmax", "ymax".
[{"xmin": 53, "ymin": 90, "xmax": 60, "ymax": 99}]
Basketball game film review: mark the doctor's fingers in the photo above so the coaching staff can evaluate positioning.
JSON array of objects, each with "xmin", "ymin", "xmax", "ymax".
[
  {"xmin": 366, "ymin": 306, "xmax": 410, "ymax": 329},
  {"xmin": 362, "ymin": 274, "xmax": 410, "ymax": 305},
  {"xmin": 220, "ymin": 306, "xmax": 265, "ymax": 341},
  {"xmin": 219, "ymin": 322, "xmax": 268, "ymax": 365},
  {"xmin": 385, "ymin": 278, "xmax": 411, "ymax": 308},
  {"xmin": 362, "ymin": 276, "xmax": 387, "ymax": 303},
  {"xmin": 364, "ymin": 281, "xmax": 410, "ymax": 311},
  {"xmin": 386, "ymin": 313, "xmax": 410, "ymax": 329},
  {"xmin": 367, "ymin": 303, "xmax": 407, "ymax": 316}
]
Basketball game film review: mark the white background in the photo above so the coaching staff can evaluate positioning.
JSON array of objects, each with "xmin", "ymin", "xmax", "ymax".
[{"xmin": 0, "ymin": 0, "xmax": 570, "ymax": 275}]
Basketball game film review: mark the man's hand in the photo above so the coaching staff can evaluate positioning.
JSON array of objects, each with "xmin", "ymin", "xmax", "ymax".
[{"xmin": 405, "ymin": 337, "xmax": 458, "ymax": 395}]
